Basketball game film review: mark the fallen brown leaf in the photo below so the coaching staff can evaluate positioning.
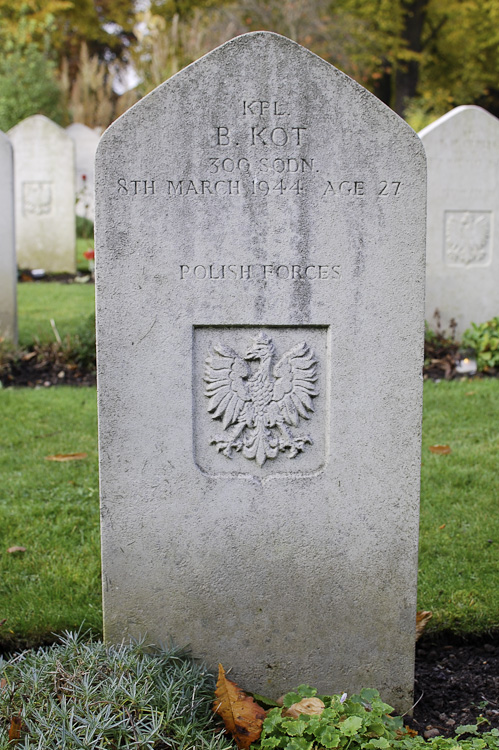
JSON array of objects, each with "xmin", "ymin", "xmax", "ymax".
[
  {"xmin": 0, "ymin": 618, "xmax": 6, "ymax": 627},
  {"xmin": 213, "ymin": 664, "xmax": 265, "ymax": 750},
  {"xmin": 439, "ymin": 524, "xmax": 446, "ymax": 530},
  {"xmin": 429, "ymin": 445, "xmax": 451, "ymax": 455},
  {"xmin": 44, "ymin": 453, "xmax": 88, "ymax": 462},
  {"xmin": 284, "ymin": 697, "xmax": 325, "ymax": 718},
  {"xmin": 465, "ymin": 391, "xmax": 476, "ymax": 396},
  {"xmin": 416, "ymin": 610, "xmax": 433, "ymax": 641},
  {"xmin": 7, "ymin": 546, "xmax": 26, "ymax": 554},
  {"xmin": 9, "ymin": 714, "xmax": 22, "ymax": 741},
  {"xmin": 0, "ymin": 678, "xmax": 7, "ymax": 690}
]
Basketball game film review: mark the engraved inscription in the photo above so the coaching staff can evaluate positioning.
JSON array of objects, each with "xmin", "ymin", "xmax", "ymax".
[
  {"xmin": 113, "ymin": 95, "xmax": 405, "ymax": 201},
  {"xmin": 180, "ymin": 263, "xmax": 341, "ymax": 280},
  {"xmin": 445, "ymin": 211, "xmax": 492, "ymax": 266},
  {"xmin": 204, "ymin": 332, "xmax": 318, "ymax": 467},
  {"xmin": 22, "ymin": 181, "xmax": 52, "ymax": 216}
]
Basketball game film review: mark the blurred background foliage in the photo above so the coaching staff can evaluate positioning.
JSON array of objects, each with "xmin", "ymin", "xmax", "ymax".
[{"xmin": 2, "ymin": 0, "xmax": 499, "ymax": 132}]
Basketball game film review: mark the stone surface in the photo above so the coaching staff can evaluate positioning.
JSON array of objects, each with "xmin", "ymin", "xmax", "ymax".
[
  {"xmin": 0, "ymin": 131, "xmax": 16, "ymax": 343},
  {"xmin": 66, "ymin": 123, "xmax": 100, "ymax": 222},
  {"xmin": 420, "ymin": 106, "xmax": 499, "ymax": 337},
  {"xmin": 96, "ymin": 32, "xmax": 426, "ymax": 711},
  {"xmin": 8, "ymin": 115, "xmax": 76, "ymax": 273}
]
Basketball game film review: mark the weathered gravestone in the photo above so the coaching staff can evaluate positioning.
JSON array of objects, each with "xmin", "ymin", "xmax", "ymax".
[
  {"xmin": 96, "ymin": 32, "xmax": 426, "ymax": 711},
  {"xmin": 420, "ymin": 106, "xmax": 499, "ymax": 337},
  {"xmin": 8, "ymin": 115, "xmax": 76, "ymax": 273},
  {"xmin": 66, "ymin": 123, "xmax": 100, "ymax": 222},
  {"xmin": 0, "ymin": 131, "xmax": 16, "ymax": 343}
]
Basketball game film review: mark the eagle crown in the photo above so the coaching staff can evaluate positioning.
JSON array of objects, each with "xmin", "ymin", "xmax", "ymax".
[{"xmin": 244, "ymin": 332, "xmax": 275, "ymax": 362}]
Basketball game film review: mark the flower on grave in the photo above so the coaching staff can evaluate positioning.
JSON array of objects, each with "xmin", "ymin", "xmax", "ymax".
[
  {"xmin": 81, "ymin": 173, "xmax": 87, "ymax": 182},
  {"xmin": 83, "ymin": 249, "xmax": 94, "ymax": 261}
]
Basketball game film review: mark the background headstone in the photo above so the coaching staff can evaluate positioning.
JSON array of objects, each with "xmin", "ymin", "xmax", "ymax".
[
  {"xmin": 0, "ymin": 131, "xmax": 16, "ymax": 343},
  {"xmin": 420, "ymin": 105, "xmax": 499, "ymax": 337},
  {"xmin": 96, "ymin": 32, "xmax": 426, "ymax": 711},
  {"xmin": 67, "ymin": 123, "xmax": 100, "ymax": 222},
  {"xmin": 8, "ymin": 115, "xmax": 76, "ymax": 273}
]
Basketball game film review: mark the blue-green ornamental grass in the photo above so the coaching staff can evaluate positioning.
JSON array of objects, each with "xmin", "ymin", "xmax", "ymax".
[{"xmin": 0, "ymin": 631, "xmax": 232, "ymax": 750}]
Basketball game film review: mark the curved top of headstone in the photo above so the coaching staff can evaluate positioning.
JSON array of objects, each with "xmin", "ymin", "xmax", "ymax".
[
  {"xmin": 0, "ymin": 129, "xmax": 12, "ymax": 151},
  {"xmin": 67, "ymin": 122, "xmax": 101, "ymax": 144},
  {"xmin": 100, "ymin": 31, "xmax": 422, "ymax": 153},
  {"xmin": 419, "ymin": 105, "xmax": 499, "ymax": 141},
  {"xmin": 8, "ymin": 114, "xmax": 71, "ymax": 142}
]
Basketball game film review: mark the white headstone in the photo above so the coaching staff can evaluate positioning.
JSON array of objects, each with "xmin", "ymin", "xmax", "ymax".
[
  {"xmin": 96, "ymin": 32, "xmax": 426, "ymax": 711},
  {"xmin": 421, "ymin": 105, "xmax": 499, "ymax": 337},
  {"xmin": 8, "ymin": 115, "xmax": 76, "ymax": 273},
  {"xmin": 66, "ymin": 123, "xmax": 100, "ymax": 222},
  {"xmin": 0, "ymin": 131, "xmax": 16, "ymax": 343}
]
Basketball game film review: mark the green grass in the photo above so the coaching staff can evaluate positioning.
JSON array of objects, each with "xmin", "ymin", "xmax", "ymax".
[
  {"xmin": 0, "ymin": 387, "xmax": 100, "ymax": 646},
  {"xmin": 16, "ymin": 282, "xmax": 95, "ymax": 348},
  {"xmin": 0, "ymin": 378, "xmax": 498, "ymax": 649},
  {"xmin": 419, "ymin": 378, "xmax": 499, "ymax": 634}
]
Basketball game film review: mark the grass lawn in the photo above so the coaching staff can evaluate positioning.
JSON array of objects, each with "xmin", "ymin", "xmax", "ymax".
[
  {"xmin": 0, "ymin": 377, "xmax": 498, "ymax": 649},
  {"xmin": 0, "ymin": 387, "xmax": 100, "ymax": 647},
  {"xmin": 16, "ymin": 281, "xmax": 95, "ymax": 349},
  {"xmin": 419, "ymin": 378, "xmax": 499, "ymax": 633}
]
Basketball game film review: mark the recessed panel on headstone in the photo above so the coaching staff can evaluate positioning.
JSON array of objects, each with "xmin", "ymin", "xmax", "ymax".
[
  {"xmin": 66, "ymin": 123, "xmax": 100, "ymax": 222},
  {"xmin": 96, "ymin": 32, "xmax": 426, "ymax": 711},
  {"xmin": 8, "ymin": 115, "xmax": 76, "ymax": 273},
  {"xmin": 0, "ymin": 131, "xmax": 16, "ymax": 343},
  {"xmin": 420, "ymin": 106, "xmax": 499, "ymax": 337}
]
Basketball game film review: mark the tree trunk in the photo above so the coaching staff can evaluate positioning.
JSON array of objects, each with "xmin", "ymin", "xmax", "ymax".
[{"xmin": 394, "ymin": 0, "xmax": 429, "ymax": 116}]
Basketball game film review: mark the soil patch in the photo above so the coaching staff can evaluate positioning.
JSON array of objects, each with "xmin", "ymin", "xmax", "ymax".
[
  {"xmin": 1, "ymin": 353, "xmax": 95, "ymax": 388},
  {"xmin": 407, "ymin": 632, "xmax": 499, "ymax": 737}
]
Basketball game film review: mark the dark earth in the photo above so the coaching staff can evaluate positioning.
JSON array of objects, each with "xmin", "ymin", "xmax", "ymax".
[{"xmin": 407, "ymin": 633, "xmax": 499, "ymax": 737}]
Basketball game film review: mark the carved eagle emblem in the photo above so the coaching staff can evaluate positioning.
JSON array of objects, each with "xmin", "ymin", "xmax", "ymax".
[
  {"xmin": 445, "ymin": 212, "xmax": 490, "ymax": 265},
  {"xmin": 204, "ymin": 332, "xmax": 318, "ymax": 467}
]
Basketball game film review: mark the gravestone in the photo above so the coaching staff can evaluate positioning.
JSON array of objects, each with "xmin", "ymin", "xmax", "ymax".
[
  {"xmin": 67, "ymin": 123, "xmax": 100, "ymax": 222},
  {"xmin": 0, "ymin": 131, "xmax": 16, "ymax": 343},
  {"xmin": 420, "ymin": 106, "xmax": 499, "ymax": 337},
  {"xmin": 96, "ymin": 32, "xmax": 426, "ymax": 711},
  {"xmin": 8, "ymin": 115, "xmax": 76, "ymax": 273}
]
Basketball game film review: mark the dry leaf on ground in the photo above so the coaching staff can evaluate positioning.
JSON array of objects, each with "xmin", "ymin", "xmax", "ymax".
[
  {"xmin": 7, "ymin": 546, "xmax": 26, "ymax": 554},
  {"xmin": 429, "ymin": 445, "xmax": 451, "ymax": 455},
  {"xmin": 213, "ymin": 664, "xmax": 266, "ymax": 749},
  {"xmin": 44, "ymin": 453, "xmax": 88, "ymax": 462},
  {"xmin": 9, "ymin": 715, "xmax": 22, "ymax": 741},
  {"xmin": 416, "ymin": 610, "xmax": 433, "ymax": 641},
  {"xmin": 284, "ymin": 697, "xmax": 325, "ymax": 718}
]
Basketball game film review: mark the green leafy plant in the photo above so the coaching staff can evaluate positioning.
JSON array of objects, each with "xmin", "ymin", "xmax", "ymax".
[
  {"xmin": 255, "ymin": 685, "xmax": 404, "ymax": 750},
  {"xmin": 70, "ymin": 311, "xmax": 96, "ymax": 371},
  {"xmin": 462, "ymin": 317, "xmax": 499, "ymax": 371},
  {"xmin": 396, "ymin": 726, "xmax": 499, "ymax": 750},
  {"xmin": 253, "ymin": 685, "xmax": 499, "ymax": 750}
]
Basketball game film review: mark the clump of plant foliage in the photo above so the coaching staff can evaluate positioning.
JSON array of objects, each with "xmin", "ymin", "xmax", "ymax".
[
  {"xmin": 424, "ymin": 312, "xmax": 460, "ymax": 379},
  {"xmin": 69, "ymin": 311, "xmax": 96, "ymax": 371},
  {"xmin": 254, "ymin": 685, "xmax": 499, "ymax": 750},
  {"xmin": 0, "ymin": 631, "xmax": 232, "ymax": 749},
  {"xmin": 255, "ymin": 685, "xmax": 403, "ymax": 750},
  {"xmin": 76, "ymin": 216, "xmax": 94, "ymax": 240},
  {"xmin": 462, "ymin": 317, "xmax": 499, "ymax": 372}
]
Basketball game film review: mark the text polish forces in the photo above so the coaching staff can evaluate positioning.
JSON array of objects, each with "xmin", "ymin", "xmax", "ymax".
[{"xmin": 179, "ymin": 263, "xmax": 341, "ymax": 280}]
